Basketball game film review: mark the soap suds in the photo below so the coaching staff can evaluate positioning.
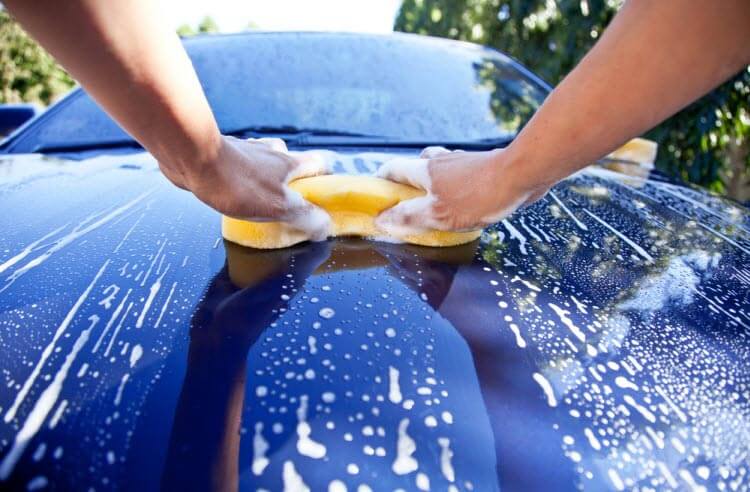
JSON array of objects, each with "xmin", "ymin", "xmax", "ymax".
[
  {"xmin": 253, "ymin": 422, "xmax": 270, "ymax": 475},
  {"xmin": 283, "ymin": 461, "xmax": 310, "ymax": 492},
  {"xmin": 392, "ymin": 418, "xmax": 418, "ymax": 475},
  {"xmin": 438, "ymin": 438, "xmax": 455, "ymax": 482},
  {"xmin": 296, "ymin": 395, "xmax": 327, "ymax": 459},
  {"xmin": 532, "ymin": 372, "xmax": 557, "ymax": 407},
  {"xmin": 388, "ymin": 366, "xmax": 403, "ymax": 404}
]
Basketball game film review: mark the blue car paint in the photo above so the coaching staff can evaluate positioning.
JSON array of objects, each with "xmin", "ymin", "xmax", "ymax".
[
  {"xmin": 0, "ymin": 104, "xmax": 42, "ymax": 139},
  {"xmin": 1, "ymin": 31, "xmax": 749, "ymax": 492},
  {"xmin": 0, "ymin": 149, "xmax": 748, "ymax": 491}
]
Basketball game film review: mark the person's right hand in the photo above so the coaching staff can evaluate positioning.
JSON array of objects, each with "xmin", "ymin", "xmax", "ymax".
[{"xmin": 162, "ymin": 136, "xmax": 333, "ymax": 240}]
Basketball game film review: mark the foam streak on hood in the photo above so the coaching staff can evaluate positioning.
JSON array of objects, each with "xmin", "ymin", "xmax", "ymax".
[{"xmin": 0, "ymin": 148, "xmax": 749, "ymax": 491}]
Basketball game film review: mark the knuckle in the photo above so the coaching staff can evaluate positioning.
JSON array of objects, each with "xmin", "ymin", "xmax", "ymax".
[
  {"xmin": 420, "ymin": 146, "xmax": 450, "ymax": 159},
  {"xmin": 257, "ymin": 137, "xmax": 288, "ymax": 152}
]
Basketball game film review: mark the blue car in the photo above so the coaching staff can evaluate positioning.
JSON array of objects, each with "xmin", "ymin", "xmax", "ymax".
[{"xmin": 1, "ymin": 32, "xmax": 748, "ymax": 491}]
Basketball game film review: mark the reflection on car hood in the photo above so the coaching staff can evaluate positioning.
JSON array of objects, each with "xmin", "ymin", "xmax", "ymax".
[{"xmin": 0, "ymin": 149, "xmax": 749, "ymax": 491}]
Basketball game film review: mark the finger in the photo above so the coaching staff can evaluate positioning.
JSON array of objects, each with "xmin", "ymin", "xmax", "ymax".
[
  {"xmin": 375, "ymin": 196, "xmax": 439, "ymax": 236},
  {"xmin": 283, "ymin": 188, "xmax": 332, "ymax": 242},
  {"xmin": 375, "ymin": 157, "xmax": 432, "ymax": 191},
  {"xmin": 286, "ymin": 150, "xmax": 333, "ymax": 182},
  {"xmin": 246, "ymin": 137, "xmax": 288, "ymax": 153},
  {"xmin": 419, "ymin": 146, "xmax": 451, "ymax": 159}
]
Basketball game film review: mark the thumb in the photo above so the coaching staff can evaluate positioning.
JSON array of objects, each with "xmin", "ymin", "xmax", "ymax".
[
  {"xmin": 419, "ymin": 146, "xmax": 452, "ymax": 159},
  {"xmin": 247, "ymin": 137, "xmax": 289, "ymax": 153},
  {"xmin": 375, "ymin": 196, "xmax": 437, "ymax": 237},
  {"xmin": 283, "ymin": 189, "xmax": 332, "ymax": 242},
  {"xmin": 287, "ymin": 150, "xmax": 332, "ymax": 182},
  {"xmin": 375, "ymin": 157, "xmax": 432, "ymax": 191}
]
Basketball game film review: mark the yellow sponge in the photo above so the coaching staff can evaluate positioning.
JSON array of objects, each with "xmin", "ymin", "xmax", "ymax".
[
  {"xmin": 607, "ymin": 138, "xmax": 658, "ymax": 167},
  {"xmin": 222, "ymin": 175, "xmax": 482, "ymax": 249}
]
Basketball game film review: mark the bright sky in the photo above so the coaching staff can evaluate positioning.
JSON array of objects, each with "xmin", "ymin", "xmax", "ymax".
[{"xmin": 162, "ymin": 0, "xmax": 403, "ymax": 34}]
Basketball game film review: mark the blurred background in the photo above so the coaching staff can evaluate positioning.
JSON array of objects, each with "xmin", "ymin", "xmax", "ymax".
[{"xmin": 1, "ymin": 0, "xmax": 747, "ymax": 201}]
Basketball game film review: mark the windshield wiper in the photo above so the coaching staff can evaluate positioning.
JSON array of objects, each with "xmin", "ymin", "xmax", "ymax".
[
  {"xmin": 226, "ymin": 125, "xmax": 390, "ymax": 141},
  {"xmin": 296, "ymin": 135, "xmax": 515, "ymax": 150},
  {"xmin": 28, "ymin": 126, "xmax": 384, "ymax": 153},
  {"xmin": 30, "ymin": 129, "xmax": 513, "ymax": 154},
  {"xmin": 33, "ymin": 138, "xmax": 142, "ymax": 153},
  {"xmin": 227, "ymin": 126, "xmax": 514, "ymax": 150}
]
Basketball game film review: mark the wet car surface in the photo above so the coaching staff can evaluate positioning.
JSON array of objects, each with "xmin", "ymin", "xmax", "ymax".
[
  {"xmin": 1, "ymin": 148, "xmax": 749, "ymax": 491},
  {"xmin": 3, "ymin": 29, "xmax": 750, "ymax": 492}
]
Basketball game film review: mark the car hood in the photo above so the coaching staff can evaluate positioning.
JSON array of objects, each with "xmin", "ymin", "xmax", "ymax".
[{"xmin": 1, "ymin": 149, "xmax": 749, "ymax": 491}]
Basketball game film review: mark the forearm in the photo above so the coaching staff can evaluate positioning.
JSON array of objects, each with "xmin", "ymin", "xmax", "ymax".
[
  {"xmin": 4, "ymin": 0, "xmax": 221, "ymax": 187},
  {"xmin": 503, "ymin": 0, "xmax": 750, "ymax": 187}
]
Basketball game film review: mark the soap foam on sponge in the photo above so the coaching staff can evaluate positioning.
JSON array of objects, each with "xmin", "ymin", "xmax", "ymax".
[{"xmin": 222, "ymin": 175, "xmax": 482, "ymax": 249}]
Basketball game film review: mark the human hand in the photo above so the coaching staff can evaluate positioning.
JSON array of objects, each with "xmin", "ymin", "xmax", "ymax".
[
  {"xmin": 162, "ymin": 136, "xmax": 332, "ymax": 240},
  {"xmin": 374, "ymin": 146, "xmax": 550, "ymax": 234}
]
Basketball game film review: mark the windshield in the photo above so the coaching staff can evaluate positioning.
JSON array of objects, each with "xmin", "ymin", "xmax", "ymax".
[{"xmin": 7, "ymin": 33, "xmax": 549, "ymax": 152}]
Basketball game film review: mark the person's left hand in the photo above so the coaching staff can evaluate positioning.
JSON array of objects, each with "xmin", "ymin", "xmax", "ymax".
[
  {"xmin": 168, "ymin": 136, "xmax": 333, "ymax": 241},
  {"xmin": 374, "ymin": 146, "xmax": 551, "ymax": 234}
]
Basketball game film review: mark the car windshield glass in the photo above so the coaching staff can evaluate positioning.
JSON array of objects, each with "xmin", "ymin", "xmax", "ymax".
[{"xmin": 12, "ymin": 33, "xmax": 548, "ymax": 151}]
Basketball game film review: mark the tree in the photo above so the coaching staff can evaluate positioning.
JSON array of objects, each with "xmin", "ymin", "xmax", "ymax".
[
  {"xmin": 0, "ymin": 10, "xmax": 226, "ymax": 104},
  {"xmin": 395, "ymin": 0, "xmax": 750, "ymax": 201},
  {"xmin": 649, "ymin": 71, "xmax": 749, "ymax": 199},
  {"xmin": 177, "ymin": 16, "xmax": 220, "ymax": 37},
  {"xmin": 0, "ymin": 9, "xmax": 74, "ymax": 105}
]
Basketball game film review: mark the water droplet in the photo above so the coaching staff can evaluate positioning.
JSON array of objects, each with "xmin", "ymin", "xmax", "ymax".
[{"xmin": 318, "ymin": 307, "xmax": 335, "ymax": 319}]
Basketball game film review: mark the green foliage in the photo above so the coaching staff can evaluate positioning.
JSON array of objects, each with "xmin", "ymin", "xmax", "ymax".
[
  {"xmin": 177, "ymin": 16, "xmax": 220, "ymax": 37},
  {"xmin": 0, "ymin": 10, "xmax": 74, "ymax": 105},
  {"xmin": 396, "ymin": 0, "xmax": 620, "ymax": 85},
  {"xmin": 395, "ymin": 0, "xmax": 750, "ymax": 200},
  {"xmin": 647, "ymin": 70, "xmax": 749, "ymax": 198}
]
